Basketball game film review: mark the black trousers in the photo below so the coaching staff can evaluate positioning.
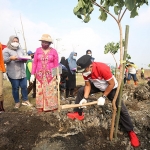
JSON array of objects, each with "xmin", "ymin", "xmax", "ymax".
[{"xmin": 74, "ymin": 83, "xmax": 133, "ymax": 132}]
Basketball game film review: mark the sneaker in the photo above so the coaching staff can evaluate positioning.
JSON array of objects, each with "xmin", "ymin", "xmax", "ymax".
[
  {"xmin": 67, "ymin": 112, "xmax": 84, "ymax": 121},
  {"xmin": 128, "ymin": 131, "xmax": 140, "ymax": 147},
  {"xmin": 0, "ymin": 110, "xmax": 5, "ymax": 113},
  {"xmin": 22, "ymin": 101, "xmax": 33, "ymax": 106},
  {"xmin": 14, "ymin": 102, "xmax": 20, "ymax": 109}
]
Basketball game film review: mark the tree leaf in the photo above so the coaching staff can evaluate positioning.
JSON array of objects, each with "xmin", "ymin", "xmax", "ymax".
[
  {"xmin": 81, "ymin": 8, "xmax": 87, "ymax": 15},
  {"xmin": 130, "ymin": 7, "xmax": 138, "ymax": 18},
  {"xmin": 83, "ymin": 14, "xmax": 91, "ymax": 23},
  {"xmin": 77, "ymin": 15, "xmax": 82, "ymax": 19},
  {"xmin": 89, "ymin": 7, "xmax": 94, "ymax": 14},
  {"xmin": 114, "ymin": 6, "xmax": 120, "ymax": 15},
  {"xmin": 98, "ymin": 11, "xmax": 107, "ymax": 21},
  {"xmin": 125, "ymin": 0, "xmax": 136, "ymax": 11}
]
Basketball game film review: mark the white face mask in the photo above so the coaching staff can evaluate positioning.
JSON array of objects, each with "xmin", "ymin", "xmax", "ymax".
[
  {"xmin": 11, "ymin": 42, "xmax": 19, "ymax": 48},
  {"xmin": 88, "ymin": 54, "xmax": 92, "ymax": 56},
  {"xmin": 83, "ymin": 71, "xmax": 91, "ymax": 77},
  {"xmin": 73, "ymin": 56, "xmax": 77, "ymax": 60}
]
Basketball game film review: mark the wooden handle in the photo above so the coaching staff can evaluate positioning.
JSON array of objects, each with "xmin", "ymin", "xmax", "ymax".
[{"xmin": 60, "ymin": 101, "xmax": 97, "ymax": 110}]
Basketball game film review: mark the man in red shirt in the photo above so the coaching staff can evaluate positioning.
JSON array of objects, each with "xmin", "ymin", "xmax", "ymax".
[{"xmin": 67, "ymin": 55, "xmax": 140, "ymax": 148}]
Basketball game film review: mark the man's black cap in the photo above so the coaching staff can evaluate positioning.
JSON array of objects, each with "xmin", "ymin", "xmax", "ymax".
[{"xmin": 77, "ymin": 55, "xmax": 92, "ymax": 72}]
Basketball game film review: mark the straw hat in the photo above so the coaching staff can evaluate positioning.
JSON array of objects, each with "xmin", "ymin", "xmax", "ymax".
[{"xmin": 39, "ymin": 34, "xmax": 53, "ymax": 43}]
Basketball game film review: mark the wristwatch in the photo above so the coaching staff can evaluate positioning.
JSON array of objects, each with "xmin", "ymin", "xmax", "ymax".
[{"xmin": 102, "ymin": 95, "xmax": 107, "ymax": 99}]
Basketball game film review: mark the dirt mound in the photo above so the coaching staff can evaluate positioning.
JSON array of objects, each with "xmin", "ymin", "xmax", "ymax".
[{"xmin": 0, "ymin": 82, "xmax": 150, "ymax": 150}]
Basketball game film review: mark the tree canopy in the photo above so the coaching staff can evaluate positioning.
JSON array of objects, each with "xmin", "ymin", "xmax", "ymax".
[{"xmin": 73, "ymin": 0, "xmax": 148, "ymax": 23}]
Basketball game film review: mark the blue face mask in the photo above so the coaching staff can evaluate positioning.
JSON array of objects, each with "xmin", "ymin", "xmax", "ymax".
[{"xmin": 73, "ymin": 56, "xmax": 77, "ymax": 60}]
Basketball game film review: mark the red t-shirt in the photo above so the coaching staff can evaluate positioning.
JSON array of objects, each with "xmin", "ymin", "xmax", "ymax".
[{"xmin": 83, "ymin": 62, "xmax": 118, "ymax": 91}]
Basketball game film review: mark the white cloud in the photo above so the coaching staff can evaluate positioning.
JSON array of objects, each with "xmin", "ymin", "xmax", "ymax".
[
  {"xmin": 135, "ymin": 5, "xmax": 150, "ymax": 25},
  {"xmin": 0, "ymin": 0, "xmax": 122, "ymax": 66},
  {"xmin": 0, "ymin": 1, "xmax": 57, "ymax": 52}
]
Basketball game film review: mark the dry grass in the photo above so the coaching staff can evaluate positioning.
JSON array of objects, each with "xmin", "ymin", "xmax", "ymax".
[
  {"xmin": 3, "ymin": 69, "xmax": 150, "ymax": 110},
  {"xmin": 76, "ymin": 73, "xmax": 84, "ymax": 85},
  {"xmin": 3, "ymin": 80, "xmax": 36, "ymax": 112}
]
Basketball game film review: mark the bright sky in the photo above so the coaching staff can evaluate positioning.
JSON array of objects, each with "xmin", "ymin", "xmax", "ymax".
[{"xmin": 0, "ymin": 0, "xmax": 150, "ymax": 68}]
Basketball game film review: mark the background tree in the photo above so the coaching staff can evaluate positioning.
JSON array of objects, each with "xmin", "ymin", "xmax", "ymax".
[
  {"xmin": 126, "ymin": 53, "xmax": 131, "ymax": 61},
  {"xmin": 73, "ymin": 0, "xmax": 148, "ymax": 141},
  {"xmin": 104, "ymin": 41, "xmax": 131, "ymax": 77}
]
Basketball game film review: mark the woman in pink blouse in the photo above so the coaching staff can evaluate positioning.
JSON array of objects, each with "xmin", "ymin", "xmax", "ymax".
[{"xmin": 30, "ymin": 34, "xmax": 59, "ymax": 112}]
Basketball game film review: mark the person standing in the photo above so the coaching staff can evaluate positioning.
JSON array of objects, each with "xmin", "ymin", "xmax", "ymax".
[
  {"xmin": 60, "ymin": 56, "xmax": 66, "ymax": 66},
  {"xmin": 127, "ymin": 63, "xmax": 138, "ymax": 86},
  {"xmin": 67, "ymin": 55, "xmax": 140, "ymax": 148},
  {"xmin": 26, "ymin": 50, "xmax": 36, "ymax": 98},
  {"xmin": 64, "ymin": 52, "xmax": 77, "ymax": 99},
  {"xmin": 3, "ymin": 36, "xmax": 32, "ymax": 109},
  {"xmin": 141, "ymin": 68, "xmax": 144, "ymax": 79},
  {"xmin": 30, "ymin": 34, "xmax": 59, "ymax": 112},
  {"xmin": 86, "ymin": 49, "xmax": 95, "ymax": 62},
  {"xmin": 0, "ymin": 43, "xmax": 6, "ymax": 112}
]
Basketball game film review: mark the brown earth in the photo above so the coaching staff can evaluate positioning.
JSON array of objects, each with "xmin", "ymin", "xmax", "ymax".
[{"xmin": 0, "ymin": 71, "xmax": 150, "ymax": 150}]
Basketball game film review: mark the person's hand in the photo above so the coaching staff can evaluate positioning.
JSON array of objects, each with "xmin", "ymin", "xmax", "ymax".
[
  {"xmin": 97, "ymin": 97, "xmax": 105, "ymax": 105},
  {"xmin": 30, "ymin": 75, "xmax": 35, "ymax": 83},
  {"xmin": 9, "ymin": 56, "xmax": 18, "ymax": 60},
  {"xmin": 79, "ymin": 98, "xmax": 87, "ymax": 108}
]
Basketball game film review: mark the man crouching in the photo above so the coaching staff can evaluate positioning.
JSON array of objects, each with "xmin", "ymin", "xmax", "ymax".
[{"xmin": 67, "ymin": 55, "xmax": 140, "ymax": 148}]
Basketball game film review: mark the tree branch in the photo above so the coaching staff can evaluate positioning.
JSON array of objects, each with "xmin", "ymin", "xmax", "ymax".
[
  {"xmin": 119, "ymin": 8, "xmax": 127, "ymax": 23},
  {"xmin": 110, "ymin": 52, "xmax": 118, "ymax": 68},
  {"xmin": 91, "ymin": 0, "xmax": 119, "ymax": 24},
  {"xmin": 118, "ymin": 10, "xmax": 121, "ymax": 21}
]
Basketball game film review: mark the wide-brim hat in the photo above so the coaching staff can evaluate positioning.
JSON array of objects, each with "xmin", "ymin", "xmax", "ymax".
[
  {"xmin": 77, "ymin": 55, "xmax": 92, "ymax": 73},
  {"xmin": 39, "ymin": 34, "xmax": 53, "ymax": 43}
]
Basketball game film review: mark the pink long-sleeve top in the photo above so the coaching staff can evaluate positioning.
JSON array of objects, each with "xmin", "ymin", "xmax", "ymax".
[{"xmin": 31, "ymin": 47, "xmax": 59, "ymax": 84}]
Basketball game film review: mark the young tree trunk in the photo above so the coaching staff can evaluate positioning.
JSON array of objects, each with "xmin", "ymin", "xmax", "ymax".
[
  {"xmin": 114, "ymin": 25, "xmax": 129, "ymax": 139},
  {"xmin": 110, "ymin": 22, "xmax": 123, "ymax": 141}
]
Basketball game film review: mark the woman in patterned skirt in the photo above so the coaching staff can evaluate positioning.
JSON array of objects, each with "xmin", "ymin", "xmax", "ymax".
[{"xmin": 30, "ymin": 34, "xmax": 59, "ymax": 112}]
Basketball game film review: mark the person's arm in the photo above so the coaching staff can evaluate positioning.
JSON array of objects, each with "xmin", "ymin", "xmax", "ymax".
[
  {"xmin": 84, "ymin": 80, "xmax": 91, "ymax": 99},
  {"xmin": 3, "ymin": 50, "xmax": 18, "ymax": 63},
  {"xmin": 103, "ymin": 78, "xmax": 115, "ymax": 97}
]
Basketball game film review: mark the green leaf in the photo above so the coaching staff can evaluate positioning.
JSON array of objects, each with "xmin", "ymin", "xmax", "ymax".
[
  {"xmin": 81, "ymin": 8, "xmax": 87, "ymax": 15},
  {"xmin": 88, "ymin": 7, "xmax": 94, "ymax": 14},
  {"xmin": 125, "ymin": 0, "xmax": 136, "ymax": 11},
  {"xmin": 83, "ymin": 14, "xmax": 91, "ymax": 23},
  {"xmin": 100, "ymin": 0, "xmax": 104, "ymax": 5},
  {"xmin": 126, "ymin": 53, "xmax": 131, "ymax": 60},
  {"xmin": 104, "ymin": 42, "xmax": 120, "ymax": 55},
  {"xmin": 130, "ymin": 7, "xmax": 138, "ymax": 18},
  {"xmin": 78, "ymin": 0, "xmax": 84, "ymax": 8},
  {"xmin": 118, "ymin": 0, "xmax": 125, "ymax": 8},
  {"xmin": 73, "ymin": 6, "xmax": 79, "ymax": 15},
  {"xmin": 98, "ymin": 11, "xmax": 107, "ymax": 21},
  {"xmin": 114, "ymin": 6, "xmax": 120, "ymax": 15},
  {"xmin": 77, "ymin": 15, "xmax": 82, "ymax": 19}
]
